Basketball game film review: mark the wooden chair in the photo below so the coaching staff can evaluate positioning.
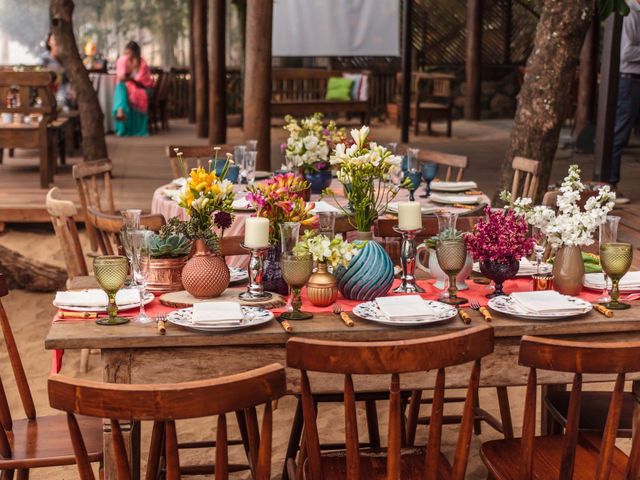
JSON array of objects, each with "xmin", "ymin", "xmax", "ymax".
[
  {"xmin": 0, "ymin": 273, "xmax": 103, "ymax": 478},
  {"xmin": 481, "ymin": 335, "xmax": 640, "ymax": 479},
  {"xmin": 510, "ymin": 156, "xmax": 541, "ymax": 200},
  {"xmin": 85, "ymin": 206, "xmax": 165, "ymax": 257},
  {"xmin": 286, "ymin": 325, "xmax": 494, "ymax": 480},
  {"xmin": 418, "ymin": 150, "xmax": 468, "ymax": 182},
  {"xmin": 48, "ymin": 363, "xmax": 286, "ymax": 480},
  {"xmin": 167, "ymin": 144, "xmax": 235, "ymax": 179},
  {"xmin": 72, "ymin": 159, "xmax": 115, "ymax": 253}
]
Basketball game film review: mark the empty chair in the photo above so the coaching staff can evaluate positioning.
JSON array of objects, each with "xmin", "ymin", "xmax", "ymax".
[
  {"xmin": 481, "ymin": 335, "xmax": 640, "ymax": 479},
  {"xmin": 48, "ymin": 363, "xmax": 287, "ymax": 480},
  {"xmin": 0, "ymin": 274, "xmax": 103, "ymax": 478},
  {"xmin": 287, "ymin": 325, "xmax": 494, "ymax": 479},
  {"xmin": 510, "ymin": 156, "xmax": 541, "ymax": 200},
  {"xmin": 418, "ymin": 150, "xmax": 468, "ymax": 182},
  {"xmin": 167, "ymin": 144, "xmax": 235, "ymax": 179}
]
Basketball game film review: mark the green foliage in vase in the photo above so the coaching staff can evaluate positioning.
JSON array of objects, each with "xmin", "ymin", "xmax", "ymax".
[
  {"xmin": 599, "ymin": 0, "xmax": 630, "ymax": 18},
  {"xmin": 150, "ymin": 233, "xmax": 191, "ymax": 258}
]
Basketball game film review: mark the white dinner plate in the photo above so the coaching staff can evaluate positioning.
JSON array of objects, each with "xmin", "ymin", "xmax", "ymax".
[
  {"xmin": 430, "ymin": 181, "xmax": 478, "ymax": 193},
  {"xmin": 429, "ymin": 193, "xmax": 479, "ymax": 205},
  {"xmin": 54, "ymin": 292, "xmax": 155, "ymax": 313},
  {"xmin": 472, "ymin": 262, "xmax": 552, "ymax": 277},
  {"xmin": 487, "ymin": 295, "xmax": 592, "ymax": 320},
  {"xmin": 583, "ymin": 272, "xmax": 640, "ymax": 293},
  {"xmin": 386, "ymin": 202, "xmax": 438, "ymax": 215},
  {"xmin": 352, "ymin": 299, "xmax": 457, "ymax": 327},
  {"xmin": 229, "ymin": 267, "xmax": 249, "ymax": 284},
  {"xmin": 166, "ymin": 306, "xmax": 274, "ymax": 332}
]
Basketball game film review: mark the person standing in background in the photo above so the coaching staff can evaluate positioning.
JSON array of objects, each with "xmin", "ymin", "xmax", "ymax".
[{"xmin": 610, "ymin": 0, "xmax": 640, "ymax": 204}]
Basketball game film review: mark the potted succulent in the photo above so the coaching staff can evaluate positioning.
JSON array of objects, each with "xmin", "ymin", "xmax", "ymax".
[{"xmin": 146, "ymin": 234, "xmax": 192, "ymax": 294}]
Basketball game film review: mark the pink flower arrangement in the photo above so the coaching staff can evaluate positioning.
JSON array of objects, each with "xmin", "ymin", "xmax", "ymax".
[
  {"xmin": 465, "ymin": 208, "xmax": 534, "ymax": 263},
  {"xmin": 246, "ymin": 173, "xmax": 317, "ymax": 243}
]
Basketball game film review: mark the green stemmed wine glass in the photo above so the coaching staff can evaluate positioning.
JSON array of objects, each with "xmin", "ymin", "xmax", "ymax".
[
  {"xmin": 280, "ymin": 253, "xmax": 314, "ymax": 320},
  {"xmin": 436, "ymin": 238, "xmax": 469, "ymax": 306},
  {"xmin": 599, "ymin": 242, "xmax": 633, "ymax": 310},
  {"xmin": 93, "ymin": 255, "xmax": 130, "ymax": 325}
]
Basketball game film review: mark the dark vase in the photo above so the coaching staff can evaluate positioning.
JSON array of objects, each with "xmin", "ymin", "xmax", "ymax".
[
  {"xmin": 305, "ymin": 171, "xmax": 333, "ymax": 194},
  {"xmin": 479, "ymin": 257, "xmax": 520, "ymax": 298},
  {"xmin": 263, "ymin": 246, "xmax": 289, "ymax": 295}
]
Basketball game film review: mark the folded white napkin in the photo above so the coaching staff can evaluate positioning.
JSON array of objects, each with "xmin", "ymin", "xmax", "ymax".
[
  {"xmin": 232, "ymin": 197, "xmax": 254, "ymax": 210},
  {"xmin": 375, "ymin": 295, "xmax": 436, "ymax": 322},
  {"xmin": 510, "ymin": 291, "xmax": 584, "ymax": 314},
  {"xmin": 430, "ymin": 181, "xmax": 478, "ymax": 192},
  {"xmin": 584, "ymin": 271, "xmax": 640, "ymax": 289},
  {"xmin": 429, "ymin": 193, "xmax": 479, "ymax": 205},
  {"xmin": 55, "ymin": 288, "xmax": 140, "ymax": 308},
  {"xmin": 191, "ymin": 301, "xmax": 243, "ymax": 326},
  {"xmin": 310, "ymin": 201, "xmax": 341, "ymax": 214}
]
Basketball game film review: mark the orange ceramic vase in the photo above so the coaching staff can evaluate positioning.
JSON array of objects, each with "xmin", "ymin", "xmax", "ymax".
[{"xmin": 181, "ymin": 239, "xmax": 230, "ymax": 298}]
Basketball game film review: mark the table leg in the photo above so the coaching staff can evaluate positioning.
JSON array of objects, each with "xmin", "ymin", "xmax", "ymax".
[{"xmin": 540, "ymin": 384, "xmax": 566, "ymax": 436}]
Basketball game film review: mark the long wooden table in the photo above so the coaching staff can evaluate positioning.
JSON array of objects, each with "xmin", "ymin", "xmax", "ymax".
[{"xmin": 45, "ymin": 301, "xmax": 640, "ymax": 479}]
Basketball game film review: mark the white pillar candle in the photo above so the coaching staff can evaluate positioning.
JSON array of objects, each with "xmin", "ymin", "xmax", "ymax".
[
  {"xmin": 397, "ymin": 202, "xmax": 422, "ymax": 230},
  {"xmin": 244, "ymin": 217, "xmax": 270, "ymax": 248}
]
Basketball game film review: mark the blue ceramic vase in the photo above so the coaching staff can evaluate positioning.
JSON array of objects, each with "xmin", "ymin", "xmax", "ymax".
[
  {"xmin": 335, "ymin": 237, "xmax": 394, "ymax": 301},
  {"xmin": 305, "ymin": 171, "xmax": 333, "ymax": 194}
]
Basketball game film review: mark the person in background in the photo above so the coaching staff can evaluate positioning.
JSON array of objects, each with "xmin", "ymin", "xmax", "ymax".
[
  {"xmin": 610, "ymin": 0, "xmax": 640, "ymax": 204},
  {"xmin": 113, "ymin": 41, "xmax": 154, "ymax": 136},
  {"xmin": 41, "ymin": 33, "xmax": 76, "ymax": 112}
]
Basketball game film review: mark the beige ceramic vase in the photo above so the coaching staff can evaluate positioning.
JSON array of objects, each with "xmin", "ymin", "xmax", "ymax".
[
  {"xmin": 306, "ymin": 261, "xmax": 338, "ymax": 307},
  {"xmin": 181, "ymin": 239, "xmax": 230, "ymax": 298},
  {"xmin": 552, "ymin": 246, "xmax": 584, "ymax": 296}
]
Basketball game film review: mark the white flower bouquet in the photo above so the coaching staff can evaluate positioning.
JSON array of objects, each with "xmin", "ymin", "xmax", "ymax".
[
  {"xmin": 283, "ymin": 113, "xmax": 345, "ymax": 173},
  {"xmin": 501, "ymin": 164, "xmax": 615, "ymax": 248},
  {"xmin": 293, "ymin": 231, "xmax": 361, "ymax": 268}
]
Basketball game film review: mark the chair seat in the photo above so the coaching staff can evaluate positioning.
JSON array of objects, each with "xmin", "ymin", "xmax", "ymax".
[
  {"xmin": 0, "ymin": 415, "xmax": 103, "ymax": 469},
  {"xmin": 545, "ymin": 391, "xmax": 635, "ymax": 436},
  {"xmin": 305, "ymin": 447, "xmax": 452, "ymax": 479},
  {"xmin": 480, "ymin": 434, "xmax": 630, "ymax": 480},
  {"xmin": 418, "ymin": 102, "xmax": 449, "ymax": 110}
]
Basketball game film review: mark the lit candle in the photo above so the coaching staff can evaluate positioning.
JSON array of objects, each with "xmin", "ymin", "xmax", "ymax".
[
  {"xmin": 397, "ymin": 202, "xmax": 422, "ymax": 230},
  {"xmin": 244, "ymin": 217, "xmax": 270, "ymax": 248}
]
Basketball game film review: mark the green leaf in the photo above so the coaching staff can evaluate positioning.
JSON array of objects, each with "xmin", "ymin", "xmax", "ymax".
[{"xmin": 599, "ymin": 0, "xmax": 615, "ymax": 19}]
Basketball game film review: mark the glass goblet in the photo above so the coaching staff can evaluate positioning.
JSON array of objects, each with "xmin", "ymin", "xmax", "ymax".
[
  {"xmin": 598, "ymin": 215, "xmax": 621, "ymax": 303},
  {"xmin": 404, "ymin": 171, "xmax": 422, "ymax": 202},
  {"xmin": 531, "ymin": 226, "xmax": 548, "ymax": 275},
  {"xmin": 280, "ymin": 253, "xmax": 314, "ymax": 320},
  {"xmin": 129, "ymin": 230, "xmax": 154, "ymax": 324},
  {"xmin": 420, "ymin": 162, "xmax": 438, "ymax": 198},
  {"xmin": 600, "ymin": 242, "xmax": 633, "ymax": 310},
  {"xmin": 93, "ymin": 255, "xmax": 130, "ymax": 325},
  {"xmin": 436, "ymin": 239, "xmax": 469, "ymax": 305}
]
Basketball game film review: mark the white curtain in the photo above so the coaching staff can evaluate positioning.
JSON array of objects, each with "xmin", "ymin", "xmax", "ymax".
[{"xmin": 272, "ymin": 0, "xmax": 400, "ymax": 57}]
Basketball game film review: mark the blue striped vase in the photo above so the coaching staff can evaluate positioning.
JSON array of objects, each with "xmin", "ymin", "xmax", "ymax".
[{"xmin": 334, "ymin": 236, "xmax": 394, "ymax": 301}]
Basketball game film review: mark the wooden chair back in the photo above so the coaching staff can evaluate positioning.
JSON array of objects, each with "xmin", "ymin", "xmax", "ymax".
[
  {"xmin": 166, "ymin": 144, "xmax": 235, "ymax": 179},
  {"xmin": 0, "ymin": 274, "xmax": 37, "ymax": 460},
  {"xmin": 286, "ymin": 325, "xmax": 494, "ymax": 480},
  {"xmin": 0, "ymin": 71, "xmax": 56, "ymax": 120},
  {"xmin": 510, "ymin": 156, "xmax": 541, "ymax": 200},
  {"xmin": 48, "ymin": 363, "xmax": 286, "ymax": 480},
  {"xmin": 418, "ymin": 150, "xmax": 468, "ymax": 182},
  {"xmin": 85, "ymin": 206, "xmax": 165, "ymax": 256},
  {"xmin": 46, "ymin": 188, "xmax": 88, "ymax": 281},
  {"xmin": 374, "ymin": 215, "xmax": 482, "ymax": 239},
  {"xmin": 271, "ymin": 68, "xmax": 368, "ymax": 102},
  {"xmin": 517, "ymin": 335, "xmax": 640, "ymax": 480}
]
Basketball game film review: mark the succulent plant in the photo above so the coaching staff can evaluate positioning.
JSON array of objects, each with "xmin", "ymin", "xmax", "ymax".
[{"xmin": 150, "ymin": 234, "xmax": 192, "ymax": 258}]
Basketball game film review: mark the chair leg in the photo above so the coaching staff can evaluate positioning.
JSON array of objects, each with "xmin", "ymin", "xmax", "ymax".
[
  {"xmin": 79, "ymin": 348, "xmax": 90, "ymax": 373},
  {"xmin": 428, "ymin": 118, "xmax": 433, "ymax": 134},
  {"xmin": 16, "ymin": 470, "xmax": 28, "ymax": 480},
  {"xmin": 8, "ymin": 149, "xmax": 13, "ymax": 158},
  {"xmin": 496, "ymin": 386, "xmax": 513, "ymax": 439},
  {"xmin": 0, "ymin": 148, "xmax": 3, "ymax": 164},
  {"xmin": 414, "ymin": 114, "xmax": 419, "ymax": 136},
  {"xmin": 282, "ymin": 398, "xmax": 304, "ymax": 480},
  {"xmin": 365, "ymin": 399, "xmax": 381, "ymax": 449},
  {"xmin": 145, "ymin": 421, "xmax": 165, "ymax": 480},
  {"xmin": 473, "ymin": 387, "xmax": 482, "ymax": 435},
  {"xmin": 1, "ymin": 470, "xmax": 15, "ymax": 480},
  {"xmin": 446, "ymin": 115, "xmax": 452, "ymax": 137},
  {"xmin": 405, "ymin": 390, "xmax": 422, "ymax": 447}
]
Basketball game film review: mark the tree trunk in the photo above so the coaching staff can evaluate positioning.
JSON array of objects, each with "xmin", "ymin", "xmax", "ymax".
[
  {"xmin": 0, "ymin": 245, "xmax": 66, "ymax": 292},
  {"xmin": 188, "ymin": 0, "xmax": 196, "ymax": 124},
  {"xmin": 50, "ymin": 0, "xmax": 108, "ymax": 161},
  {"xmin": 209, "ymin": 0, "xmax": 227, "ymax": 144},
  {"xmin": 496, "ymin": 0, "xmax": 594, "ymax": 203},
  {"xmin": 465, "ymin": 0, "xmax": 483, "ymax": 120},
  {"xmin": 575, "ymin": 14, "xmax": 599, "ymax": 136},
  {"xmin": 193, "ymin": 0, "xmax": 209, "ymax": 138}
]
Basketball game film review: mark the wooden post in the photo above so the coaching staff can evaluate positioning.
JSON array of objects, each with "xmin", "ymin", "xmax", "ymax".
[
  {"xmin": 209, "ymin": 0, "xmax": 226, "ymax": 144},
  {"xmin": 594, "ymin": 13, "xmax": 623, "ymax": 182},
  {"xmin": 400, "ymin": 0, "xmax": 412, "ymax": 143},
  {"xmin": 574, "ymin": 14, "xmax": 599, "ymax": 137},
  {"xmin": 503, "ymin": 0, "xmax": 512, "ymax": 64},
  {"xmin": 243, "ymin": 0, "xmax": 273, "ymax": 170},
  {"xmin": 188, "ymin": 0, "xmax": 196, "ymax": 124},
  {"xmin": 193, "ymin": 0, "xmax": 209, "ymax": 138},
  {"xmin": 465, "ymin": 0, "xmax": 483, "ymax": 120}
]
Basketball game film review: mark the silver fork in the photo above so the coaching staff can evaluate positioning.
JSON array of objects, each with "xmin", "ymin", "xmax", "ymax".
[
  {"xmin": 332, "ymin": 303, "xmax": 354, "ymax": 327},
  {"xmin": 469, "ymin": 300, "xmax": 492, "ymax": 322},
  {"xmin": 155, "ymin": 314, "xmax": 167, "ymax": 334}
]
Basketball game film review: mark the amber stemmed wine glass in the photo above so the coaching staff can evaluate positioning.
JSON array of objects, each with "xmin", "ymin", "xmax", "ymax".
[
  {"xmin": 436, "ymin": 239, "xmax": 469, "ymax": 306},
  {"xmin": 93, "ymin": 255, "xmax": 130, "ymax": 325},
  {"xmin": 599, "ymin": 242, "xmax": 633, "ymax": 310},
  {"xmin": 280, "ymin": 253, "xmax": 314, "ymax": 320}
]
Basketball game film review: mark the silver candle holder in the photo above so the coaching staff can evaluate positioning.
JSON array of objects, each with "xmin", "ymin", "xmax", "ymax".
[
  {"xmin": 239, "ymin": 243, "xmax": 273, "ymax": 302},
  {"xmin": 392, "ymin": 226, "xmax": 425, "ymax": 294}
]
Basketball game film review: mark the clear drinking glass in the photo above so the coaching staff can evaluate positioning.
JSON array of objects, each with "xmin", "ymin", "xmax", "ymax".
[
  {"xmin": 531, "ymin": 226, "xmax": 548, "ymax": 275},
  {"xmin": 280, "ymin": 222, "xmax": 301, "ymax": 255},
  {"xmin": 404, "ymin": 149, "xmax": 421, "ymax": 201},
  {"xmin": 128, "ymin": 230, "xmax": 154, "ymax": 323},
  {"xmin": 318, "ymin": 211, "xmax": 337, "ymax": 239},
  {"xmin": 598, "ymin": 215, "xmax": 621, "ymax": 303},
  {"xmin": 244, "ymin": 151, "xmax": 257, "ymax": 184},
  {"xmin": 233, "ymin": 145, "xmax": 247, "ymax": 170},
  {"xmin": 385, "ymin": 142, "xmax": 398, "ymax": 155},
  {"xmin": 246, "ymin": 139, "xmax": 258, "ymax": 152}
]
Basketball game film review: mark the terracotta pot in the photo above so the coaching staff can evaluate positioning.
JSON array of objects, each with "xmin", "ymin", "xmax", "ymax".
[
  {"xmin": 552, "ymin": 246, "xmax": 584, "ymax": 296},
  {"xmin": 307, "ymin": 262, "xmax": 338, "ymax": 307},
  {"xmin": 181, "ymin": 240, "xmax": 230, "ymax": 298},
  {"xmin": 145, "ymin": 256, "xmax": 187, "ymax": 294}
]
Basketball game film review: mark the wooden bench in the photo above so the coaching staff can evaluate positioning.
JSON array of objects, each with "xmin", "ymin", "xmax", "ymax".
[
  {"xmin": 271, "ymin": 68, "xmax": 369, "ymax": 123},
  {"xmin": 0, "ymin": 71, "xmax": 67, "ymax": 188}
]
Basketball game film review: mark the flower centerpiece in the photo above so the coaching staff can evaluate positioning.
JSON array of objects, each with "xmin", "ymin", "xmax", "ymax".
[
  {"xmin": 502, "ymin": 164, "xmax": 615, "ymax": 294},
  {"xmin": 163, "ymin": 151, "xmax": 236, "ymax": 298},
  {"xmin": 246, "ymin": 172, "xmax": 317, "ymax": 294},
  {"xmin": 283, "ymin": 113, "xmax": 345, "ymax": 193},
  {"xmin": 465, "ymin": 208, "xmax": 535, "ymax": 297},
  {"xmin": 293, "ymin": 231, "xmax": 362, "ymax": 306}
]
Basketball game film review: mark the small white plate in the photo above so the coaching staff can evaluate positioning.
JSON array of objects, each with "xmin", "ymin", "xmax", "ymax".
[
  {"xmin": 429, "ymin": 193, "xmax": 479, "ymax": 205},
  {"xmin": 487, "ymin": 295, "xmax": 592, "ymax": 320},
  {"xmin": 352, "ymin": 299, "xmax": 457, "ymax": 327},
  {"xmin": 54, "ymin": 292, "xmax": 155, "ymax": 313},
  {"xmin": 229, "ymin": 267, "xmax": 249, "ymax": 284},
  {"xmin": 166, "ymin": 306, "xmax": 274, "ymax": 332},
  {"xmin": 473, "ymin": 262, "xmax": 552, "ymax": 277}
]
